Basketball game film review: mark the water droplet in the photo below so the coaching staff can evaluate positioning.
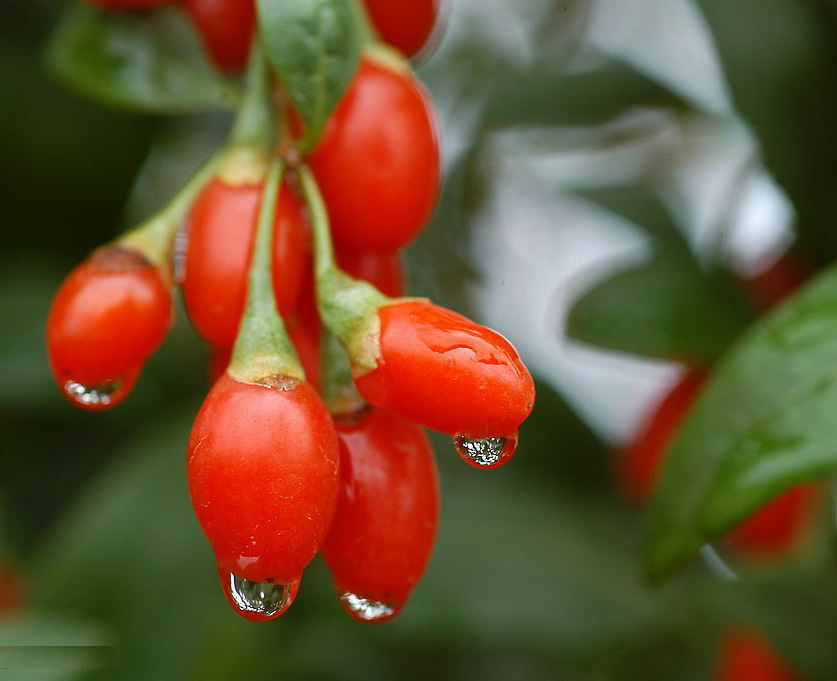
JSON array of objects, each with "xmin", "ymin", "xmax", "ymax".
[
  {"xmin": 339, "ymin": 592, "xmax": 399, "ymax": 623},
  {"xmin": 221, "ymin": 570, "xmax": 298, "ymax": 621},
  {"xmin": 453, "ymin": 430, "xmax": 518, "ymax": 469},
  {"xmin": 62, "ymin": 371, "xmax": 137, "ymax": 410}
]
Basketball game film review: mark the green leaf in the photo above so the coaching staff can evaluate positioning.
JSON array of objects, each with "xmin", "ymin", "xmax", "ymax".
[
  {"xmin": 46, "ymin": 5, "xmax": 241, "ymax": 114},
  {"xmin": 257, "ymin": 0, "xmax": 362, "ymax": 149},
  {"xmin": 480, "ymin": 62, "xmax": 689, "ymax": 130},
  {"xmin": 645, "ymin": 263, "xmax": 837, "ymax": 579},
  {"xmin": 565, "ymin": 187, "xmax": 753, "ymax": 362}
]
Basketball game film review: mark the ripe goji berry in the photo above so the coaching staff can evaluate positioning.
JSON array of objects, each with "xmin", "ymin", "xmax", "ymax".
[
  {"xmin": 353, "ymin": 301, "xmax": 535, "ymax": 442},
  {"xmin": 177, "ymin": 0, "xmax": 255, "ymax": 72},
  {"xmin": 187, "ymin": 373, "xmax": 339, "ymax": 621},
  {"xmin": 362, "ymin": 0, "xmax": 439, "ymax": 57},
  {"xmin": 309, "ymin": 56, "xmax": 440, "ymax": 252},
  {"xmin": 182, "ymin": 177, "xmax": 308, "ymax": 350},
  {"xmin": 618, "ymin": 371, "xmax": 815, "ymax": 557},
  {"xmin": 337, "ymin": 248, "xmax": 405, "ymax": 298},
  {"xmin": 46, "ymin": 246, "xmax": 172, "ymax": 410},
  {"xmin": 286, "ymin": 285, "xmax": 322, "ymax": 391},
  {"xmin": 323, "ymin": 407, "xmax": 440, "ymax": 623},
  {"xmin": 716, "ymin": 630, "xmax": 803, "ymax": 681}
]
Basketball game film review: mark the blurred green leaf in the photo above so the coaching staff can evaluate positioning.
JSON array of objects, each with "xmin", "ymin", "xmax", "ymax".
[
  {"xmin": 257, "ymin": 0, "xmax": 362, "ymax": 149},
  {"xmin": 566, "ymin": 187, "xmax": 753, "ymax": 362},
  {"xmin": 645, "ymin": 264, "xmax": 837, "ymax": 579},
  {"xmin": 47, "ymin": 5, "xmax": 240, "ymax": 114},
  {"xmin": 480, "ymin": 63, "xmax": 689, "ymax": 130},
  {"xmin": 696, "ymin": 0, "xmax": 837, "ymax": 265}
]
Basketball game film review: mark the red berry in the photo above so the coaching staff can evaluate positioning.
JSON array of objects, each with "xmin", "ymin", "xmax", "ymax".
[
  {"xmin": 362, "ymin": 0, "xmax": 439, "ymax": 57},
  {"xmin": 182, "ymin": 177, "xmax": 309, "ymax": 351},
  {"xmin": 208, "ymin": 346, "xmax": 230, "ymax": 384},
  {"xmin": 46, "ymin": 247, "xmax": 172, "ymax": 410},
  {"xmin": 177, "ymin": 0, "xmax": 255, "ymax": 73},
  {"xmin": 354, "ymin": 301, "xmax": 534, "ymax": 439},
  {"xmin": 0, "ymin": 565, "xmax": 24, "ymax": 614},
  {"xmin": 716, "ymin": 630, "xmax": 803, "ymax": 681},
  {"xmin": 309, "ymin": 57, "xmax": 440, "ymax": 252},
  {"xmin": 616, "ymin": 372, "xmax": 706, "ymax": 503},
  {"xmin": 337, "ymin": 248, "xmax": 405, "ymax": 298},
  {"xmin": 85, "ymin": 0, "xmax": 168, "ymax": 8},
  {"xmin": 187, "ymin": 373, "xmax": 339, "ymax": 619},
  {"xmin": 728, "ymin": 485, "xmax": 816, "ymax": 558},
  {"xmin": 323, "ymin": 407, "xmax": 440, "ymax": 623},
  {"xmin": 742, "ymin": 252, "xmax": 810, "ymax": 310}
]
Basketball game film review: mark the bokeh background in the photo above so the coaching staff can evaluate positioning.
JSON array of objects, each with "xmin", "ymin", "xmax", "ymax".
[{"xmin": 3, "ymin": 0, "xmax": 837, "ymax": 678}]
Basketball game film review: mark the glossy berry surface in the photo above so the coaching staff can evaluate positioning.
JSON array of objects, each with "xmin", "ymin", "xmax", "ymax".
[
  {"xmin": 355, "ymin": 301, "xmax": 535, "ymax": 437},
  {"xmin": 619, "ymin": 371, "xmax": 814, "ymax": 557},
  {"xmin": 46, "ymin": 246, "xmax": 172, "ymax": 410},
  {"xmin": 287, "ymin": 286, "xmax": 322, "ymax": 391},
  {"xmin": 309, "ymin": 57, "xmax": 440, "ymax": 252},
  {"xmin": 182, "ymin": 177, "xmax": 308, "ymax": 350},
  {"xmin": 178, "ymin": 0, "xmax": 255, "ymax": 72},
  {"xmin": 716, "ymin": 630, "xmax": 803, "ymax": 681},
  {"xmin": 337, "ymin": 248, "xmax": 405, "ymax": 298},
  {"xmin": 323, "ymin": 407, "xmax": 440, "ymax": 622},
  {"xmin": 187, "ymin": 374, "xmax": 339, "ymax": 586},
  {"xmin": 362, "ymin": 0, "xmax": 439, "ymax": 57}
]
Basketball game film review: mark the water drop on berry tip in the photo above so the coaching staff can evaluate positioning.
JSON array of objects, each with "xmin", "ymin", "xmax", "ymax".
[
  {"xmin": 453, "ymin": 431, "xmax": 518, "ymax": 469},
  {"xmin": 340, "ymin": 592, "xmax": 399, "ymax": 623},
  {"xmin": 63, "ymin": 374, "xmax": 133, "ymax": 409},
  {"xmin": 224, "ymin": 571, "xmax": 297, "ymax": 620}
]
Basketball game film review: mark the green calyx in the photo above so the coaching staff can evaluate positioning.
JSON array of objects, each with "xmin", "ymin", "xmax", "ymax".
[
  {"xmin": 297, "ymin": 164, "xmax": 391, "ymax": 376},
  {"xmin": 118, "ymin": 149, "xmax": 224, "ymax": 275},
  {"xmin": 228, "ymin": 159, "xmax": 305, "ymax": 384}
]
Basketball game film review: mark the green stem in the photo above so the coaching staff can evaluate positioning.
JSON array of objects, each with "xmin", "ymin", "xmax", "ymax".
[
  {"xmin": 119, "ymin": 150, "xmax": 224, "ymax": 272},
  {"xmin": 228, "ymin": 43, "xmax": 273, "ymax": 151},
  {"xmin": 297, "ymin": 165, "xmax": 390, "ymax": 374},
  {"xmin": 228, "ymin": 160, "xmax": 304, "ymax": 382}
]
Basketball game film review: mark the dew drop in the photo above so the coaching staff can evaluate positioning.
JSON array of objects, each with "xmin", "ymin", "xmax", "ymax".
[
  {"xmin": 339, "ymin": 592, "xmax": 399, "ymax": 623},
  {"xmin": 222, "ymin": 571, "xmax": 298, "ymax": 621},
  {"xmin": 453, "ymin": 430, "xmax": 518, "ymax": 469},
  {"xmin": 62, "ymin": 371, "xmax": 137, "ymax": 410}
]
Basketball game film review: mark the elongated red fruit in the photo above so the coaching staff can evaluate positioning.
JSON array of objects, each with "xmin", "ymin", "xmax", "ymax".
[
  {"xmin": 309, "ymin": 57, "xmax": 440, "ymax": 252},
  {"xmin": 178, "ymin": 0, "xmax": 255, "ymax": 73},
  {"xmin": 716, "ymin": 630, "xmax": 803, "ymax": 681},
  {"xmin": 187, "ymin": 374, "xmax": 339, "ymax": 620},
  {"xmin": 362, "ymin": 0, "xmax": 439, "ymax": 57},
  {"xmin": 323, "ymin": 407, "xmax": 439, "ymax": 623},
  {"xmin": 182, "ymin": 177, "xmax": 308, "ymax": 350},
  {"xmin": 46, "ymin": 246, "xmax": 171, "ymax": 410},
  {"xmin": 337, "ymin": 248, "xmax": 405, "ymax": 298},
  {"xmin": 354, "ymin": 301, "xmax": 534, "ymax": 438}
]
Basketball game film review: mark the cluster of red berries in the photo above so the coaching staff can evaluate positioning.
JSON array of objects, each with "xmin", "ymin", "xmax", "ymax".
[
  {"xmin": 84, "ymin": 0, "xmax": 438, "ymax": 73},
  {"xmin": 47, "ymin": 0, "xmax": 536, "ymax": 623}
]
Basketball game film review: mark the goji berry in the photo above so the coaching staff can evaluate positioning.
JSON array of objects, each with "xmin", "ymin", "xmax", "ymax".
[
  {"xmin": 337, "ymin": 248, "xmax": 405, "ymax": 298},
  {"xmin": 182, "ymin": 177, "xmax": 308, "ymax": 350},
  {"xmin": 354, "ymin": 301, "xmax": 535, "ymax": 440},
  {"xmin": 309, "ymin": 56, "xmax": 440, "ymax": 252},
  {"xmin": 187, "ymin": 373, "xmax": 339, "ymax": 620},
  {"xmin": 177, "ymin": 0, "xmax": 255, "ymax": 72},
  {"xmin": 323, "ymin": 407, "xmax": 439, "ymax": 623},
  {"xmin": 362, "ymin": 0, "xmax": 439, "ymax": 57},
  {"xmin": 46, "ymin": 246, "xmax": 172, "ymax": 410},
  {"xmin": 716, "ymin": 630, "xmax": 803, "ymax": 681}
]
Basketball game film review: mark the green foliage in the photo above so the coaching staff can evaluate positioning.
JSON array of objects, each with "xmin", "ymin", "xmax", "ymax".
[
  {"xmin": 566, "ymin": 187, "xmax": 754, "ymax": 363},
  {"xmin": 257, "ymin": 0, "xmax": 363, "ymax": 149},
  {"xmin": 47, "ymin": 4, "xmax": 240, "ymax": 114},
  {"xmin": 646, "ymin": 264, "xmax": 837, "ymax": 578}
]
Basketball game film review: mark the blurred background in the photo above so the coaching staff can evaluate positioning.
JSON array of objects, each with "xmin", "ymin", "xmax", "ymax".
[{"xmin": 3, "ymin": 0, "xmax": 837, "ymax": 678}]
